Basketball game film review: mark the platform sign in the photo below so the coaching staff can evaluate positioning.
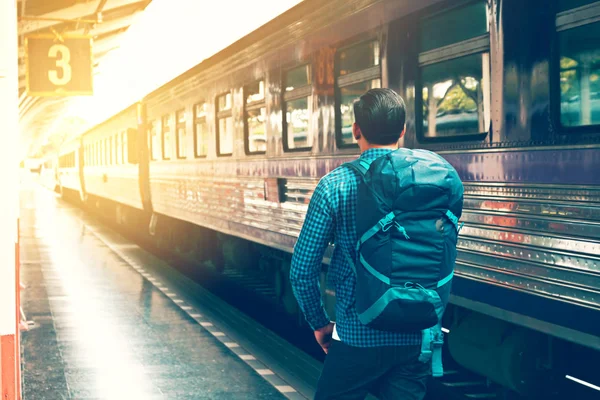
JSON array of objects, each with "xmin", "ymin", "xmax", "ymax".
[{"xmin": 25, "ymin": 34, "xmax": 93, "ymax": 96}]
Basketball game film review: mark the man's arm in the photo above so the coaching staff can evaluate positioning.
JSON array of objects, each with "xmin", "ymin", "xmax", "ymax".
[{"xmin": 290, "ymin": 178, "xmax": 334, "ymax": 334}]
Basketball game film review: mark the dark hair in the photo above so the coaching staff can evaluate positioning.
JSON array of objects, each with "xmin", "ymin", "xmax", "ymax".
[{"xmin": 353, "ymin": 88, "xmax": 406, "ymax": 145}]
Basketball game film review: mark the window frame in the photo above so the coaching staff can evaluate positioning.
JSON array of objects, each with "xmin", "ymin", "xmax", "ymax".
[
  {"xmin": 102, "ymin": 139, "xmax": 106, "ymax": 165},
  {"xmin": 552, "ymin": 1, "xmax": 600, "ymax": 134},
  {"xmin": 334, "ymin": 38, "xmax": 383, "ymax": 149},
  {"xmin": 115, "ymin": 134, "xmax": 121, "ymax": 164},
  {"xmin": 193, "ymin": 101, "xmax": 209, "ymax": 158},
  {"xmin": 216, "ymin": 91, "xmax": 234, "ymax": 157},
  {"xmin": 415, "ymin": 0, "xmax": 491, "ymax": 143},
  {"xmin": 244, "ymin": 80, "xmax": 267, "ymax": 155},
  {"xmin": 175, "ymin": 109, "xmax": 187, "ymax": 159},
  {"xmin": 107, "ymin": 137, "xmax": 112, "ymax": 165},
  {"xmin": 161, "ymin": 114, "xmax": 172, "ymax": 160},
  {"xmin": 122, "ymin": 130, "xmax": 128, "ymax": 164},
  {"xmin": 282, "ymin": 64, "xmax": 313, "ymax": 152},
  {"xmin": 148, "ymin": 120, "xmax": 157, "ymax": 161}
]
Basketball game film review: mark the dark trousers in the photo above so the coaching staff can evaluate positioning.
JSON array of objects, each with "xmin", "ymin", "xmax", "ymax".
[{"xmin": 314, "ymin": 340, "xmax": 428, "ymax": 400}]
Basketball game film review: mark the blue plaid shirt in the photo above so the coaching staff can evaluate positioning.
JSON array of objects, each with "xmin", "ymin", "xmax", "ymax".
[{"xmin": 290, "ymin": 148, "xmax": 421, "ymax": 347}]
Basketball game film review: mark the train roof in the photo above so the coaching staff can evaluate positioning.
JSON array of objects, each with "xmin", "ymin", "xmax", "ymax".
[
  {"xmin": 144, "ymin": 0, "xmax": 318, "ymax": 99},
  {"xmin": 143, "ymin": 0, "xmax": 444, "ymax": 101}
]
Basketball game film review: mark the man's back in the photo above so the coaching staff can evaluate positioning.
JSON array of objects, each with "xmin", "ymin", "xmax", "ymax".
[{"xmin": 290, "ymin": 148, "xmax": 421, "ymax": 347}]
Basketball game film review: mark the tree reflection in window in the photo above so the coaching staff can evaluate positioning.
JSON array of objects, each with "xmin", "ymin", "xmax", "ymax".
[
  {"xmin": 559, "ymin": 22, "xmax": 600, "ymax": 127},
  {"xmin": 422, "ymin": 53, "xmax": 490, "ymax": 137},
  {"xmin": 247, "ymin": 107, "xmax": 267, "ymax": 153},
  {"xmin": 286, "ymin": 98, "xmax": 310, "ymax": 149},
  {"xmin": 245, "ymin": 81, "xmax": 266, "ymax": 154}
]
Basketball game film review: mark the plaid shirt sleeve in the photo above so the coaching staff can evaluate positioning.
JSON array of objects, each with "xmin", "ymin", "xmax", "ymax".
[{"xmin": 290, "ymin": 177, "xmax": 334, "ymax": 331}]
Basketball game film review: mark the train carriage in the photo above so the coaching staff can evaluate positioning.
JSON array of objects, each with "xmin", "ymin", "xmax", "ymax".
[
  {"xmin": 55, "ymin": 0, "xmax": 600, "ymax": 394},
  {"xmin": 80, "ymin": 104, "xmax": 144, "ymax": 210},
  {"xmin": 56, "ymin": 137, "xmax": 82, "ymax": 197}
]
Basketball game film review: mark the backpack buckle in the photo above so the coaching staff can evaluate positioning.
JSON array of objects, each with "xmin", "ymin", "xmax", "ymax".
[{"xmin": 379, "ymin": 214, "xmax": 395, "ymax": 232}]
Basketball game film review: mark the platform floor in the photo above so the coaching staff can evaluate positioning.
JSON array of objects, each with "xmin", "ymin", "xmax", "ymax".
[{"xmin": 19, "ymin": 182, "xmax": 293, "ymax": 399}]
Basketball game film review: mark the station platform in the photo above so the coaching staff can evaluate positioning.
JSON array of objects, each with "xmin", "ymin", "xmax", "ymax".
[{"xmin": 19, "ymin": 179, "xmax": 318, "ymax": 399}]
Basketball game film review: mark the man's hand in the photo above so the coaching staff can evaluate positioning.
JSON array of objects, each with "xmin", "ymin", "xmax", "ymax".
[{"xmin": 314, "ymin": 322, "xmax": 335, "ymax": 354}]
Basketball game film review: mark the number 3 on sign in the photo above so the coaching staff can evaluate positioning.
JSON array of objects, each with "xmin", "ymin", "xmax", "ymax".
[{"xmin": 48, "ymin": 44, "xmax": 72, "ymax": 86}]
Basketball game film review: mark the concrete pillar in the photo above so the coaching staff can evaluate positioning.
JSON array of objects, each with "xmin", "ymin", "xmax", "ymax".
[{"xmin": 0, "ymin": 0, "xmax": 21, "ymax": 398}]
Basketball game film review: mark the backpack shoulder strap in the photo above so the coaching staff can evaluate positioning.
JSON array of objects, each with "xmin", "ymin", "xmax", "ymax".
[{"xmin": 342, "ymin": 157, "xmax": 373, "ymax": 177}]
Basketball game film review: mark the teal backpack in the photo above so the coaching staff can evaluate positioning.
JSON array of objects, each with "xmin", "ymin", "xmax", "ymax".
[{"xmin": 343, "ymin": 148, "xmax": 464, "ymax": 377}]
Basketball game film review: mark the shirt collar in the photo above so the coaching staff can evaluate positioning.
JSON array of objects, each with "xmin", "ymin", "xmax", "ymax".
[{"xmin": 360, "ymin": 148, "xmax": 395, "ymax": 160}]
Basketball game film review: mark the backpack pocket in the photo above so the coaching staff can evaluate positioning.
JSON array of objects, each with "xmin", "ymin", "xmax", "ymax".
[{"xmin": 357, "ymin": 285, "xmax": 444, "ymax": 332}]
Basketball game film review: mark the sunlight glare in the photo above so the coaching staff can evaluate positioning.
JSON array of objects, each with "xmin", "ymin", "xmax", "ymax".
[{"xmin": 61, "ymin": 0, "xmax": 303, "ymax": 134}]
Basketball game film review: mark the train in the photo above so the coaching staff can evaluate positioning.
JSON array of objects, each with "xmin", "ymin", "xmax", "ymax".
[{"xmin": 46, "ymin": 0, "xmax": 600, "ymax": 396}]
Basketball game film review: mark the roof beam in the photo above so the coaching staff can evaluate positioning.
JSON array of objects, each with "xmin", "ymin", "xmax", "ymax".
[
  {"xmin": 18, "ymin": 0, "xmax": 145, "ymax": 35},
  {"xmin": 17, "ymin": 12, "xmax": 140, "ymax": 58}
]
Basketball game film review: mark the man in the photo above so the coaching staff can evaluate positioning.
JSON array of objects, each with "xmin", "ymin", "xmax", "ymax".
[{"xmin": 290, "ymin": 88, "xmax": 428, "ymax": 400}]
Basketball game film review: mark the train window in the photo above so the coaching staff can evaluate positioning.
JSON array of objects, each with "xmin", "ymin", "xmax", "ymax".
[
  {"xmin": 336, "ymin": 40, "xmax": 382, "ymax": 147},
  {"xmin": 245, "ymin": 81, "xmax": 265, "ymax": 103},
  {"xmin": 162, "ymin": 114, "xmax": 172, "ymax": 160},
  {"xmin": 103, "ymin": 140, "xmax": 107, "ymax": 165},
  {"xmin": 283, "ymin": 65, "xmax": 312, "ymax": 151},
  {"xmin": 285, "ymin": 64, "xmax": 310, "ymax": 91},
  {"xmin": 193, "ymin": 102, "xmax": 209, "ymax": 157},
  {"xmin": 285, "ymin": 98, "xmax": 311, "ymax": 151},
  {"xmin": 338, "ymin": 41, "xmax": 380, "ymax": 76},
  {"xmin": 176, "ymin": 109, "xmax": 186, "ymax": 158},
  {"xmin": 148, "ymin": 120, "xmax": 159, "ymax": 161},
  {"xmin": 113, "ymin": 135, "xmax": 118, "ymax": 164},
  {"xmin": 115, "ymin": 134, "xmax": 121, "ymax": 164},
  {"xmin": 122, "ymin": 131, "xmax": 128, "ymax": 164},
  {"xmin": 418, "ymin": 1, "xmax": 491, "ymax": 139},
  {"xmin": 245, "ymin": 81, "xmax": 267, "ymax": 154},
  {"xmin": 420, "ymin": 1, "xmax": 488, "ymax": 52},
  {"xmin": 216, "ymin": 92, "xmax": 233, "ymax": 156},
  {"xmin": 218, "ymin": 92, "xmax": 232, "ymax": 110},
  {"xmin": 421, "ymin": 53, "xmax": 491, "ymax": 137},
  {"xmin": 106, "ymin": 138, "xmax": 111, "ymax": 165},
  {"xmin": 556, "ymin": 2, "xmax": 600, "ymax": 128}
]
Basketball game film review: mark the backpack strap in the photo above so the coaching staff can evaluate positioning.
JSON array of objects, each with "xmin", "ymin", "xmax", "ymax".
[
  {"xmin": 342, "ymin": 248, "xmax": 357, "ymax": 275},
  {"xmin": 437, "ymin": 270, "xmax": 454, "ymax": 288},
  {"xmin": 343, "ymin": 157, "xmax": 374, "ymax": 177},
  {"xmin": 339, "ymin": 157, "xmax": 381, "ymax": 279},
  {"xmin": 419, "ymin": 323, "xmax": 445, "ymax": 377},
  {"xmin": 445, "ymin": 210, "xmax": 465, "ymax": 234}
]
